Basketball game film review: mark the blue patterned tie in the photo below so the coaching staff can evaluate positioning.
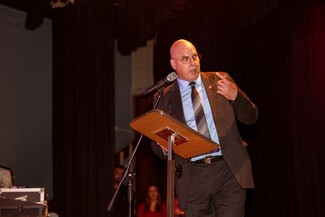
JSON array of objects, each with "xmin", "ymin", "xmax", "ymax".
[{"xmin": 190, "ymin": 82, "xmax": 211, "ymax": 139}]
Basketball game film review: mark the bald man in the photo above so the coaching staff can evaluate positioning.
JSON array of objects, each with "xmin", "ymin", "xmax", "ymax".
[{"xmin": 151, "ymin": 39, "xmax": 258, "ymax": 217}]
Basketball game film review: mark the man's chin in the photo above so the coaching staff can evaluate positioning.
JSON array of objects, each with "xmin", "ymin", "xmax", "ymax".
[{"xmin": 189, "ymin": 70, "xmax": 199, "ymax": 79}]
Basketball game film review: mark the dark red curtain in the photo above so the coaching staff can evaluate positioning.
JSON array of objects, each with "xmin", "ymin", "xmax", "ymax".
[
  {"xmin": 290, "ymin": 1, "xmax": 325, "ymax": 215},
  {"xmin": 115, "ymin": 0, "xmax": 188, "ymax": 55},
  {"xmin": 52, "ymin": 1, "xmax": 115, "ymax": 217}
]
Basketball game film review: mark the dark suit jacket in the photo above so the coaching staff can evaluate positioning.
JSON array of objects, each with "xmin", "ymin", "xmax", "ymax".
[{"xmin": 151, "ymin": 72, "xmax": 258, "ymax": 210}]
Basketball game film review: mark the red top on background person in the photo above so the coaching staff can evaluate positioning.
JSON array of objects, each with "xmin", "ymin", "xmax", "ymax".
[{"xmin": 137, "ymin": 185, "xmax": 166, "ymax": 217}]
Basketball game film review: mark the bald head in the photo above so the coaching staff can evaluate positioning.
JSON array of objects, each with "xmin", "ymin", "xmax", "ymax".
[{"xmin": 170, "ymin": 39, "xmax": 197, "ymax": 58}]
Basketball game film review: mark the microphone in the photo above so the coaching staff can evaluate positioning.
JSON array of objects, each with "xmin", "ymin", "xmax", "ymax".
[{"xmin": 142, "ymin": 72, "xmax": 178, "ymax": 95}]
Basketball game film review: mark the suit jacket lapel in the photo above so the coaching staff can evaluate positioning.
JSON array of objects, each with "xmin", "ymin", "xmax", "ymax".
[
  {"xmin": 202, "ymin": 72, "xmax": 225, "ymax": 139},
  {"xmin": 167, "ymin": 82, "xmax": 187, "ymax": 124}
]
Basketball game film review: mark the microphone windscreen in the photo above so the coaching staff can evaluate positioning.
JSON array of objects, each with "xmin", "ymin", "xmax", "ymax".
[{"xmin": 166, "ymin": 72, "xmax": 178, "ymax": 82}]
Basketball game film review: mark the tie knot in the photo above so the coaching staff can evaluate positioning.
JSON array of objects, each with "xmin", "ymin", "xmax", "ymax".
[{"xmin": 189, "ymin": 81, "xmax": 196, "ymax": 89}]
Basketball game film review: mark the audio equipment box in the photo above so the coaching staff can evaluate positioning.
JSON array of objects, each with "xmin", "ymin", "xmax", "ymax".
[
  {"xmin": 0, "ymin": 188, "xmax": 47, "ymax": 217},
  {"xmin": 0, "ymin": 187, "xmax": 45, "ymax": 204}
]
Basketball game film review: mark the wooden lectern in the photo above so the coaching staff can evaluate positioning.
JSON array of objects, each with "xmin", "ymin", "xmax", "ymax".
[{"xmin": 130, "ymin": 109, "xmax": 219, "ymax": 217}]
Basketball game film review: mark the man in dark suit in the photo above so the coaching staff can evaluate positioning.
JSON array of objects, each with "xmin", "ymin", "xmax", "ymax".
[
  {"xmin": 151, "ymin": 39, "xmax": 258, "ymax": 217},
  {"xmin": 109, "ymin": 164, "xmax": 129, "ymax": 217}
]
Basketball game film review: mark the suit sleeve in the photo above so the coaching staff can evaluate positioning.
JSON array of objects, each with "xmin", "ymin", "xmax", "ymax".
[
  {"xmin": 231, "ymin": 89, "xmax": 258, "ymax": 125},
  {"xmin": 216, "ymin": 72, "xmax": 258, "ymax": 125},
  {"xmin": 149, "ymin": 93, "xmax": 169, "ymax": 159},
  {"xmin": 151, "ymin": 142, "xmax": 167, "ymax": 159}
]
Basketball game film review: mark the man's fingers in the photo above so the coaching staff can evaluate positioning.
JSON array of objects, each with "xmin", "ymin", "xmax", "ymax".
[{"xmin": 216, "ymin": 72, "xmax": 227, "ymax": 80}]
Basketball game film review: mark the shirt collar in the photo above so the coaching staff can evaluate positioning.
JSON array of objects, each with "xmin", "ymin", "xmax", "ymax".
[{"xmin": 177, "ymin": 74, "xmax": 202, "ymax": 92}]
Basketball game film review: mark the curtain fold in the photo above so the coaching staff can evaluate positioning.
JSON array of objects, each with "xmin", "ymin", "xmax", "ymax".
[
  {"xmin": 115, "ymin": 0, "xmax": 289, "ymax": 55},
  {"xmin": 290, "ymin": 1, "xmax": 325, "ymax": 216},
  {"xmin": 52, "ymin": 1, "xmax": 115, "ymax": 217},
  {"xmin": 115, "ymin": 0, "xmax": 189, "ymax": 55}
]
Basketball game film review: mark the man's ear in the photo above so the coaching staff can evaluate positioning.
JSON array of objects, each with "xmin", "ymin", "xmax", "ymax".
[{"xmin": 170, "ymin": 59, "xmax": 176, "ymax": 70}]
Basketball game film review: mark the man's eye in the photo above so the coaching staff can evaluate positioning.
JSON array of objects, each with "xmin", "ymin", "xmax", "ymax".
[{"xmin": 182, "ymin": 57, "xmax": 190, "ymax": 62}]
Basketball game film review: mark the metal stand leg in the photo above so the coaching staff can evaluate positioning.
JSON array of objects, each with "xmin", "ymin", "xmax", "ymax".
[{"xmin": 167, "ymin": 134, "xmax": 176, "ymax": 217}]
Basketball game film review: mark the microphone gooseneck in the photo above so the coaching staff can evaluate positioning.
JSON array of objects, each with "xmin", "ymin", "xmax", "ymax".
[{"xmin": 142, "ymin": 72, "xmax": 178, "ymax": 95}]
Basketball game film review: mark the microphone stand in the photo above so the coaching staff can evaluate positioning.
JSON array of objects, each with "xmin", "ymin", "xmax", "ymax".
[
  {"xmin": 107, "ymin": 88, "xmax": 165, "ymax": 217},
  {"xmin": 127, "ymin": 172, "xmax": 136, "ymax": 217}
]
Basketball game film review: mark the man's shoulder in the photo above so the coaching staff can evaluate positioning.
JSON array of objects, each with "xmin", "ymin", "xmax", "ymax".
[
  {"xmin": 201, "ymin": 72, "xmax": 230, "ymax": 83},
  {"xmin": 201, "ymin": 71, "xmax": 229, "ymax": 76},
  {"xmin": 153, "ymin": 80, "xmax": 178, "ymax": 100},
  {"xmin": 162, "ymin": 80, "xmax": 179, "ymax": 95}
]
